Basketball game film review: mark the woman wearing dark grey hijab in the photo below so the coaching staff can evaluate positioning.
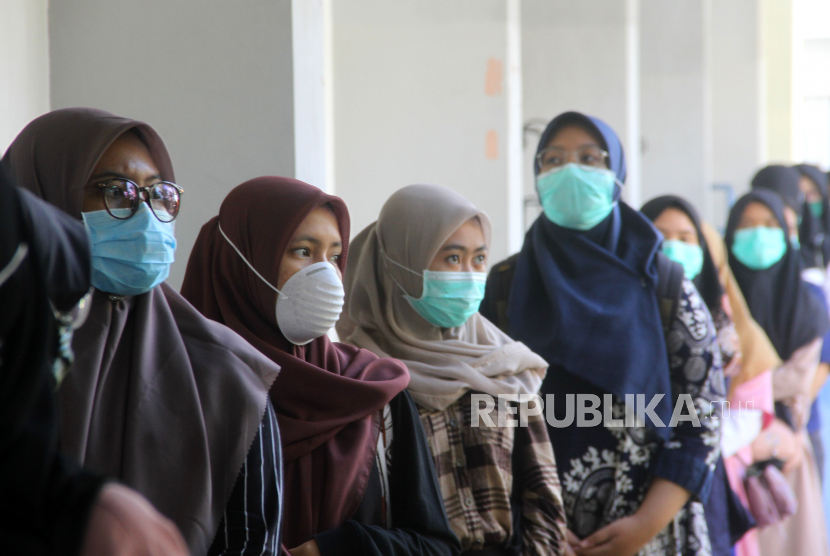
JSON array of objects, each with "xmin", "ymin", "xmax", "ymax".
[{"xmin": 3, "ymin": 108, "xmax": 283, "ymax": 556}]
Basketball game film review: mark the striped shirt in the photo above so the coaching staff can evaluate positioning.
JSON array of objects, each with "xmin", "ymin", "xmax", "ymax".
[
  {"xmin": 419, "ymin": 393, "xmax": 566, "ymax": 556},
  {"xmin": 209, "ymin": 400, "xmax": 283, "ymax": 556}
]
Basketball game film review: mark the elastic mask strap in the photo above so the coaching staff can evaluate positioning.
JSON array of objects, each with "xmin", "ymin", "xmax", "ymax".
[
  {"xmin": 379, "ymin": 247, "xmax": 423, "ymax": 298},
  {"xmin": 0, "ymin": 242, "xmax": 28, "ymax": 289},
  {"xmin": 218, "ymin": 223, "xmax": 285, "ymax": 298}
]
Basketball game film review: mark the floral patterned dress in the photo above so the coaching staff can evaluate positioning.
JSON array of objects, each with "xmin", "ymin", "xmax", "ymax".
[{"xmin": 544, "ymin": 279, "xmax": 725, "ymax": 556}]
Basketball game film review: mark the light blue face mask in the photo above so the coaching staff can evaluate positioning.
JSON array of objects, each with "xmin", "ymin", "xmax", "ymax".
[
  {"xmin": 405, "ymin": 270, "xmax": 487, "ymax": 328},
  {"xmin": 731, "ymin": 226, "xmax": 787, "ymax": 270},
  {"xmin": 82, "ymin": 204, "xmax": 177, "ymax": 296},
  {"xmin": 536, "ymin": 163, "xmax": 618, "ymax": 230},
  {"xmin": 662, "ymin": 240, "xmax": 704, "ymax": 280},
  {"xmin": 383, "ymin": 252, "xmax": 486, "ymax": 328}
]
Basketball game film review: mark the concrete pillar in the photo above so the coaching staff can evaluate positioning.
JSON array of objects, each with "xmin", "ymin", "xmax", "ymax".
[
  {"xmin": 331, "ymin": 0, "xmax": 523, "ymax": 263},
  {"xmin": 48, "ymin": 0, "xmax": 329, "ymax": 288},
  {"xmin": 761, "ymin": 0, "xmax": 794, "ymax": 163},
  {"xmin": 0, "ymin": 0, "xmax": 49, "ymax": 153}
]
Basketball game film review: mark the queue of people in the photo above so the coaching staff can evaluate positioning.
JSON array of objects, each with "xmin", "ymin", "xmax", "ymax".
[{"xmin": 2, "ymin": 106, "xmax": 830, "ymax": 556}]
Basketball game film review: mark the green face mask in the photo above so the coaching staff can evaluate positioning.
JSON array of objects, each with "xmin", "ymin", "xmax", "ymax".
[
  {"xmin": 731, "ymin": 226, "xmax": 787, "ymax": 270},
  {"xmin": 790, "ymin": 234, "xmax": 800, "ymax": 250},
  {"xmin": 662, "ymin": 240, "xmax": 703, "ymax": 280},
  {"xmin": 405, "ymin": 270, "xmax": 486, "ymax": 328},
  {"xmin": 537, "ymin": 163, "xmax": 617, "ymax": 230},
  {"xmin": 810, "ymin": 201, "xmax": 824, "ymax": 219}
]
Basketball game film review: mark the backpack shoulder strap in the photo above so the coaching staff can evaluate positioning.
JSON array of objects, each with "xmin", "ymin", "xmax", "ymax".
[
  {"xmin": 486, "ymin": 253, "xmax": 520, "ymax": 334},
  {"xmin": 655, "ymin": 252, "xmax": 685, "ymax": 334}
]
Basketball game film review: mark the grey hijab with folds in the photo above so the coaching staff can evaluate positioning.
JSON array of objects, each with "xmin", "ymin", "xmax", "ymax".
[
  {"xmin": 3, "ymin": 108, "xmax": 280, "ymax": 556},
  {"xmin": 337, "ymin": 183, "xmax": 546, "ymax": 412}
]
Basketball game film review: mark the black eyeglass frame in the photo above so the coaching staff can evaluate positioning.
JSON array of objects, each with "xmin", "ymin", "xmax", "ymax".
[{"xmin": 89, "ymin": 178, "xmax": 184, "ymax": 223}]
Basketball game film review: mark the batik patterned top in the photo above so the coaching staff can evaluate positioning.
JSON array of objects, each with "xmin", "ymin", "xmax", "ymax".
[
  {"xmin": 547, "ymin": 279, "xmax": 725, "ymax": 556},
  {"xmin": 419, "ymin": 392, "xmax": 567, "ymax": 556}
]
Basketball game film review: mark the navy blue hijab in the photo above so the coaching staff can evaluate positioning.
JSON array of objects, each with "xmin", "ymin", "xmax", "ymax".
[
  {"xmin": 508, "ymin": 111, "xmax": 672, "ymax": 437},
  {"xmin": 726, "ymin": 190, "xmax": 829, "ymax": 361}
]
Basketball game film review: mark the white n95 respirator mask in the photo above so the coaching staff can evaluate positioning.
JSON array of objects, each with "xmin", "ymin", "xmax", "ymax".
[{"xmin": 219, "ymin": 224, "xmax": 345, "ymax": 345}]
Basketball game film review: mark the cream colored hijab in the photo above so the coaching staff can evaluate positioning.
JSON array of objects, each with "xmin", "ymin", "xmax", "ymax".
[{"xmin": 337, "ymin": 184, "xmax": 547, "ymax": 411}]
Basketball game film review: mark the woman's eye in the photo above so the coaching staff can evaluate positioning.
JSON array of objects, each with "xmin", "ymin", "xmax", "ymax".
[
  {"xmin": 475, "ymin": 255, "xmax": 486, "ymax": 264},
  {"xmin": 330, "ymin": 253, "xmax": 341, "ymax": 262},
  {"xmin": 293, "ymin": 247, "xmax": 310, "ymax": 257},
  {"xmin": 447, "ymin": 255, "xmax": 460, "ymax": 264}
]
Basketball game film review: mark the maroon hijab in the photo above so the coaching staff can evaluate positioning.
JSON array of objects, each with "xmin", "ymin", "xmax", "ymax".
[
  {"xmin": 3, "ymin": 108, "xmax": 280, "ymax": 556},
  {"xmin": 181, "ymin": 177, "xmax": 410, "ymax": 548}
]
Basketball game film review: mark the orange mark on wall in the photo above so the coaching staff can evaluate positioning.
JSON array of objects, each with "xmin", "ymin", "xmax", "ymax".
[
  {"xmin": 484, "ymin": 58, "xmax": 503, "ymax": 96},
  {"xmin": 485, "ymin": 130, "xmax": 498, "ymax": 160}
]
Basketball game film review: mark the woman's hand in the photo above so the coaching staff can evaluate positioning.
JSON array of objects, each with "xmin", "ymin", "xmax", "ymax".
[
  {"xmin": 574, "ymin": 514, "xmax": 651, "ymax": 556},
  {"xmin": 288, "ymin": 540, "xmax": 321, "ymax": 556},
  {"xmin": 751, "ymin": 418, "xmax": 803, "ymax": 469},
  {"xmin": 574, "ymin": 477, "xmax": 689, "ymax": 556},
  {"xmin": 80, "ymin": 483, "xmax": 189, "ymax": 556},
  {"xmin": 563, "ymin": 528, "xmax": 581, "ymax": 556}
]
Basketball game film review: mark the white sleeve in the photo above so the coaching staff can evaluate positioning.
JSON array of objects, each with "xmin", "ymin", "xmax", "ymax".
[{"xmin": 720, "ymin": 407, "xmax": 763, "ymax": 458}]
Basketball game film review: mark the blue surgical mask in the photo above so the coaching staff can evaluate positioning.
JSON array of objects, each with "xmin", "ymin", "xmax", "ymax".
[
  {"xmin": 790, "ymin": 234, "xmax": 800, "ymax": 250},
  {"xmin": 405, "ymin": 270, "xmax": 487, "ymax": 328},
  {"xmin": 536, "ymin": 163, "xmax": 618, "ymax": 230},
  {"xmin": 731, "ymin": 226, "xmax": 786, "ymax": 270},
  {"xmin": 662, "ymin": 240, "xmax": 704, "ymax": 280},
  {"xmin": 82, "ymin": 205, "xmax": 177, "ymax": 296}
]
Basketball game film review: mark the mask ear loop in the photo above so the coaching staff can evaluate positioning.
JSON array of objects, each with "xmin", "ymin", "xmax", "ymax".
[
  {"xmin": 218, "ymin": 223, "xmax": 287, "ymax": 300},
  {"xmin": 378, "ymin": 246, "xmax": 425, "ymax": 299}
]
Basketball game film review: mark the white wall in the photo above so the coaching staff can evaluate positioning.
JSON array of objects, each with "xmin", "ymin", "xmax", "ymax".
[
  {"xmin": 0, "ymin": 0, "xmax": 49, "ymax": 153},
  {"xmin": 19, "ymin": 1, "xmax": 787, "ymax": 276},
  {"xmin": 639, "ymin": 0, "xmax": 712, "ymax": 220},
  {"xmin": 710, "ymin": 0, "xmax": 764, "ymax": 227},
  {"xmin": 49, "ymin": 0, "xmax": 300, "ymax": 289},
  {"xmin": 331, "ymin": 0, "xmax": 521, "ymax": 265}
]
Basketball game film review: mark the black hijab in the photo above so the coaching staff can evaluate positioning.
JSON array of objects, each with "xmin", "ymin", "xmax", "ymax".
[
  {"xmin": 0, "ymin": 164, "xmax": 104, "ymax": 555},
  {"xmin": 794, "ymin": 164, "xmax": 830, "ymax": 267},
  {"xmin": 640, "ymin": 195, "xmax": 723, "ymax": 314},
  {"xmin": 725, "ymin": 190, "xmax": 829, "ymax": 360},
  {"xmin": 508, "ymin": 111, "xmax": 673, "ymax": 438},
  {"xmin": 750, "ymin": 165, "xmax": 822, "ymax": 269}
]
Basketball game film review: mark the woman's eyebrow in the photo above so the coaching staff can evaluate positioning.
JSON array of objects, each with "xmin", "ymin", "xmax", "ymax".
[
  {"xmin": 440, "ymin": 244, "xmax": 467, "ymax": 252},
  {"xmin": 88, "ymin": 171, "xmax": 164, "ymax": 183},
  {"xmin": 291, "ymin": 235, "xmax": 320, "ymax": 245}
]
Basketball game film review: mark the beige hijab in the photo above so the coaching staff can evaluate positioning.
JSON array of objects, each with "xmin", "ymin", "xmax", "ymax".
[
  {"xmin": 337, "ymin": 184, "xmax": 546, "ymax": 411},
  {"xmin": 701, "ymin": 222, "xmax": 781, "ymax": 393}
]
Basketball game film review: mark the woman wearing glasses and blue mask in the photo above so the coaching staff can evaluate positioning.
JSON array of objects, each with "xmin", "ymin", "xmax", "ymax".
[
  {"xmin": 3, "ymin": 108, "xmax": 284, "ymax": 556},
  {"xmin": 480, "ymin": 112, "xmax": 724, "ymax": 556},
  {"xmin": 337, "ymin": 184, "xmax": 567, "ymax": 556}
]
